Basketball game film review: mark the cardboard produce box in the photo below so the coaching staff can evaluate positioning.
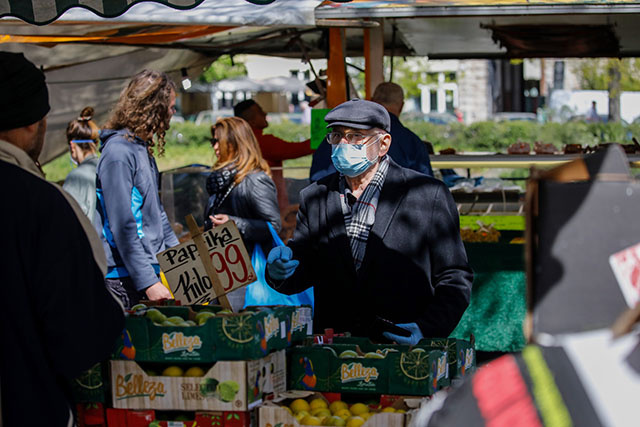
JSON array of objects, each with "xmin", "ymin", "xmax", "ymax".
[
  {"xmin": 71, "ymin": 362, "xmax": 108, "ymax": 403},
  {"xmin": 288, "ymin": 343, "xmax": 448, "ymax": 396},
  {"xmin": 113, "ymin": 305, "xmax": 312, "ymax": 363},
  {"xmin": 153, "ymin": 411, "xmax": 251, "ymax": 427},
  {"xmin": 110, "ymin": 350, "xmax": 285, "ymax": 411},
  {"xmin": 332, "ymin": 337, "xmax": 476, "ymax": 380},
  {"xmin": 258, "ymin": 391, "xmax": 409, "ymax": 427}
]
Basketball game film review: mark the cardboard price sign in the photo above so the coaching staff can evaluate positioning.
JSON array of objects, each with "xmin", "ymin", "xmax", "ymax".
[
  {"xmin": 609, "ymin": 241, "xmax": 640, "ymax": 308},
  {"xmin": 157, "ymin": 221, "xmax": 255, "ymax": 306}
]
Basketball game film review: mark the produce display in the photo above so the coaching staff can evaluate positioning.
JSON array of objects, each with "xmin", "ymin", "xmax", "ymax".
[
  {"xmin": 112, "ymin": 304, "xmax": 312, "ymax": 363},
  {"xmin": 288, "ymin": 337, "xmax": 474, "ymax": 396},
  {"xmin": 258, "ymin": 393, "xmax": 412, "ymax": 427},
  {"xmin": 71, "ymin": 300, "xmax": 474, "ymax": 427}
]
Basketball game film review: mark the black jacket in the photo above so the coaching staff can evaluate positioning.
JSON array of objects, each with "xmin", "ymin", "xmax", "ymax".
[
  {"xmin": 269, "ymin": 159, "xmax": 473, "ymax": 339},
  {"xmin": 204, "ymin": 171, "xmax": 281, "ymax": 254},
  {"xmin": 0, "ymin": 159, "xmax": 124, "ymax": 426}
]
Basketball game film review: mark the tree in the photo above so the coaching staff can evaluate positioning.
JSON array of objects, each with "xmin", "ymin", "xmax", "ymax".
[
  {"xmin": 575, "ymin": 58, "xmax": 640, "ymax": 122},
  {"xmin": 199, "ymin": 55, "xmax": 247, "ymax": 83},
  {"xmin": 575, "ymin": 58, "xmax": 640, "ymax": 91}
]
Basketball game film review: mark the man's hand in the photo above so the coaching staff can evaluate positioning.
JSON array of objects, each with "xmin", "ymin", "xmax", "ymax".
[
  {"xmin": 210, "ymin": 214, "xmax": 230, "ymax": 227},
  {"xmin": 145, "ymin": 282, "xmax": 173, "ymax": 301},
  {"xmin": 382, "ymin": 322, "xmax": 424, "ymax": 345},
  {"xmin": 267, "ymin": 246, "xmax": 299, "ymax": 280}
]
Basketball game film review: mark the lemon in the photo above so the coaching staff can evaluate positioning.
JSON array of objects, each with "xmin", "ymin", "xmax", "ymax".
[
  {"xmin": 290, "ymin": 399, "xmax": 311, "ymax": 414},
  {"xmin": 360, "ymin": 413, "xmax": 372, "ymax": 421},
  {"xmin": 310, "ymin": 398, "xmax": 329, "ymax": 410},
  {"xmin": 345, "ymin": 416, "xmax": 365, "ymax": 427},
  {"xmin": 184, "ymin": 366, "xmax": 205, "ymax": 377},
  {"xmin": 311, "ymin": 408, "xmax": 331, "ymax": 419},
  {"xmin": 334, "ymin": 408, "xmax": 351, "ymax": 419},
  {"xmin": 161, "ymin": 365, "xmax": 184, "ymax": 377},
  {"xmin": 349, "ymin": 403, "xmax": 369, "ymax": 416},
  {"xmin": 329, "ymin": 401, "xmax": 349, "ymax": 414},
  {"xmin": 395, "ymin": 409, "xmax": 406, "ymax": 414},
  {"xmin": 294, "ymin": 411, "xmax": 309, "ymax": 422},
  {"xmin": 167, "ymin": 316, "xmax": 186, "ymax": 325},
  {"xmin": 339, "ymin": 350, "xmax": 358, "ymax": 358},
  {"xmin": 282, "ymin": 406, "xmax": 293, "ymax": 415},
  {"xmin": 300, "ymin": 415, "xmax": 322, "ymax": 426},
  {"xmin": 363, "ymin": 352, "xmax": 384, "ymax": 359},
  {"xmin": 381, "ymin": 407, "xmax": 395, "ymax": 413},
  {"xmin": 324, "ymin": 416, "xmax": 346, "ymax": 426}
]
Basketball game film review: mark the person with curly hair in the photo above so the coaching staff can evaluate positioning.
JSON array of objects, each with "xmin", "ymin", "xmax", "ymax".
[
  {"xmin": 95, "ymin": 69, "xmax": 179, "ymax": 308},
  {"xmin": 204, "ymin": 116, "xmax": 281, "ymax": 310},
  {"xmin": 63, "ymin": 106, "xmax": 100, "ymax": 221}
]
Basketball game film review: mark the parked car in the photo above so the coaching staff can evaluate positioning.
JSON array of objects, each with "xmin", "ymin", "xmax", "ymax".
[
  {"xmin": 194, "ymin": 109, "xmax": 234, "ymax": 125},
  {"xmin": 402, "ymin": 111, "xmax": 459, "ymax": 125},
  {"xmin": 492, "ymin": 112, "xmax": 537, "ymax": 122},
  {"xmin": 569, "ymin": 114, "xmax": 628, "ymax": 125}
]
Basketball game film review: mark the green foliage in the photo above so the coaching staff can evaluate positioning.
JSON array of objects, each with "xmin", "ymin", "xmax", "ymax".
[
  {"xmin": 389, "ymin": 57, "xmax": 432, "ymax": 99},
  {"xmin": 199, "ymin": 55, "xmax": 248, "ymax": 83},
  {"xmin": 44, "ymin": 119, "xmax": 640, "ymax": 184},
  {"xmin": 263, "ymin": 120, "xmax": 310, "ymax": 143},
  {"xmin": 165, "ymin": 121, "xmax": 212, "ymax": 146},
  {"xmin": 43, "ymin": 153, "xmax": 72, "ymax": 184},
  {"xmin": 575, "ymin": 58, "xmax": 640, "ymax": 91},
  {"xmin": 405, "ymin": 119, "xmax": 638, "ymax": 154}
]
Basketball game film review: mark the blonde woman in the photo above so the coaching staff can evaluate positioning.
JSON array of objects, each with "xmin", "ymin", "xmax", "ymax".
[
  {"xmin": 204, "ymin": 116, "xmax": 281, "ymax": 310},
  {"xmin": 63, "ymin": 106, "xmax": 100, "ymax": 221}
]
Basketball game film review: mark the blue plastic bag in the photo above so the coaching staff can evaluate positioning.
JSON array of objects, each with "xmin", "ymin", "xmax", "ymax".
[{"xmin": 243, "ymin": 222, "xmax": 314, "ymax": 310}]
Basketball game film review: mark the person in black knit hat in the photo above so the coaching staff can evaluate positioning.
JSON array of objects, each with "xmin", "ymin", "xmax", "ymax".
[{"xmin": 0, "ymin": 52, "xmax": 124, "ymax": 427}]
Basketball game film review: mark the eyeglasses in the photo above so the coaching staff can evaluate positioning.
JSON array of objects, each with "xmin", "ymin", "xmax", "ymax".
[
  {"xmin": 327, "ymin": 131, "xmax": 381, "ymax": 145},
  {"xmin": 209, "ymin": 137, "xmax": 219, "ymax": 146}
]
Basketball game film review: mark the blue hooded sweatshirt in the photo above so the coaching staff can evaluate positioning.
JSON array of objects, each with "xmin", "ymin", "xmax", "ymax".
[{"xmin": 94, "ymin": 129, "xmax": 179, "ymax": 291}]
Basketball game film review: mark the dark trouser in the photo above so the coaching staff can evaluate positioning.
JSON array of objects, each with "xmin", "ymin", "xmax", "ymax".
[{"xmin": 105, "ymin": 277, "xmax": 146, "ymax": 310}]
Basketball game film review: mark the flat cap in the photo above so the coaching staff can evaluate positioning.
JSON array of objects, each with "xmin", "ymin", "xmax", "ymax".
[{"xmin": 325, "ymin": 99, "xmax": 390, "ymax": 132}]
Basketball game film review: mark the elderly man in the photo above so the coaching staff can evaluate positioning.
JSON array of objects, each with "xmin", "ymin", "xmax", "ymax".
[
  {"xmin": 266, "ymin": 99, "xmax": 472, "ymax": 344},
  {"xmin": 0, "ymin": 52, "xmax": 124, "ymax": 426}
]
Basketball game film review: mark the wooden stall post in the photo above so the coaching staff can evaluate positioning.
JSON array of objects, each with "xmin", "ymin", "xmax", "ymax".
[
  {"xmin": 364, "ymin": 20, "xmax": 384, "ymax": 99},
  {"xmin": 327, "ymin": 27, "xmax": 348, "ymax": 108}
]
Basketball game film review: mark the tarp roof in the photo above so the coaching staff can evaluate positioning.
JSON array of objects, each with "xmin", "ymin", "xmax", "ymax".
[
  {"xmin": 315, "ymin": 0, "xmax": 640, "ymax": 58},
  {"xmin": 5, "ymin": 0, "xmax": 640, "ymax": 164},
  {"xmin": 0, "ymin": 0, "xmax": 322, "ymax": 164},
  {"xmin": 0, "ymin": 0, "xmax": 282, "ymax": 26}
]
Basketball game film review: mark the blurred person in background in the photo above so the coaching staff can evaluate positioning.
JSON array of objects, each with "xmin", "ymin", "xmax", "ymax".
[
  {"xmin": 0, "ymin": 51, "xmax": 124, "ymax": 427},
  {"xmin": 204, "ymin": 116, "xmax": 281, "ymax": 311},
  {"xmin": 63, "ymin": 106, "xmax": 100, "ymax": 222},
  {"xmin": 310, "ymin": 82, "xmax": 433, "ymax": 181},
  {"xmin": 587, "ymin": 100, "xmax": 601, "ymax": 122},
  {"xmin": 234, "ymin": 99, "xmax": 314, "ymax": 210},
  {"xmin": 95, "ymin": 70, "xmax": 179, "ymax": 309}
]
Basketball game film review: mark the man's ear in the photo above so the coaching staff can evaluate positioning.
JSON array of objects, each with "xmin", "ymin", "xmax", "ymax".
[
  {"xmin": 23, "ymin": 121, "xmax": 39, "ymax": 135},
  {"xmin": 379, "ymin": 133, "xmax": 392, "ymax": 156}
]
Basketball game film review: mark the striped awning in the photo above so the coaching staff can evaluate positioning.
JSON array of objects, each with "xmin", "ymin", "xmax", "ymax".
[{"xmin": 0, "ymin": 0, "xmax": 277, "ymax": 26}]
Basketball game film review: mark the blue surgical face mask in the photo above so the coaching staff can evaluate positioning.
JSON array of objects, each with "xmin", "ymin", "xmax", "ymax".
[{"xmin": 331, "ymin": 136, "xmax": 381, "ymax": 177}]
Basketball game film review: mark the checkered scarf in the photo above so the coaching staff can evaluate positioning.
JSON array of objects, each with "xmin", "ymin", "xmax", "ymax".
[{"xmin": 339, "ymin": 156, "xmax": 389, "ymax": 271}]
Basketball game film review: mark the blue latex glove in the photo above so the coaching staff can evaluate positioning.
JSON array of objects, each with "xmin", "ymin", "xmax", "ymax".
[
  {"xmin": 266, "ymin": 246, "xmax": 299, "ymax": 281},
  {"xmin": 382, "ymin": 322, "xmax": 424, "ymax": 346}
]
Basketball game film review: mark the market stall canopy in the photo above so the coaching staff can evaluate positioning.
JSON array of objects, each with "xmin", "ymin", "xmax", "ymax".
[
  {"xmin": 0, "ymin": 0, "xmax": 322, "ymax": 164},
  {"xmin": 0, "ymin": 0, "xmax": 283, "ymax": 25},
  {"xmin": 315, "ymin": 0, "xmax": 640, "ymax": 58}
]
